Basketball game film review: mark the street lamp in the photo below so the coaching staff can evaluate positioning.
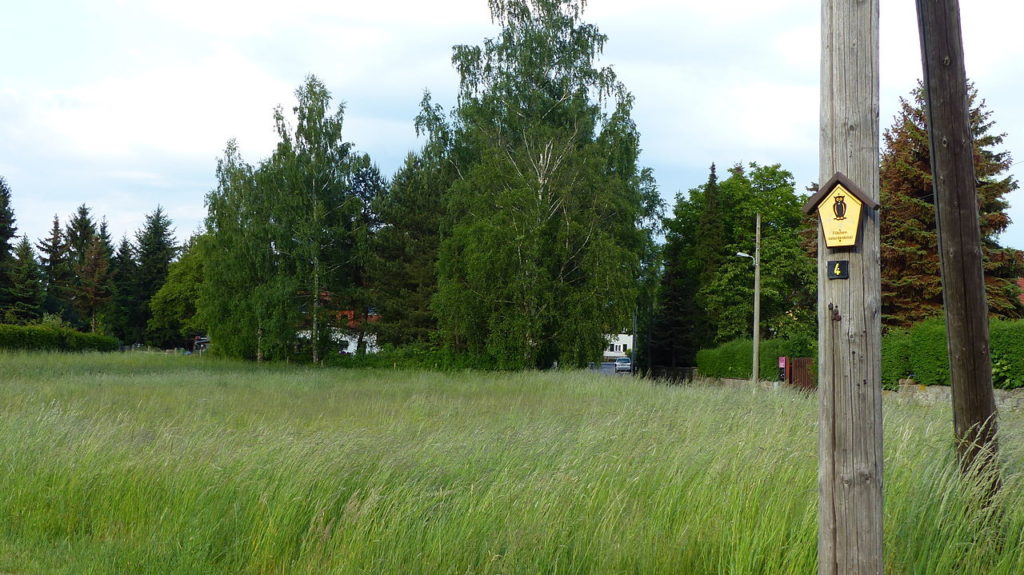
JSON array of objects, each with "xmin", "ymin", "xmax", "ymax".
[{"xmin": 736, "ymin": 213, "xmax": 761, "ymax": 386}]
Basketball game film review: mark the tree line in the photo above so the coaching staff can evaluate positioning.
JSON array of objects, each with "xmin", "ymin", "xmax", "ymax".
[
  {"xmin": 1, "ymin": 0, "xmax": 1020, "ymax": 368},
  {"xmin": 0, "ymin": 190, "xmax": 177, "ymax": 347}
]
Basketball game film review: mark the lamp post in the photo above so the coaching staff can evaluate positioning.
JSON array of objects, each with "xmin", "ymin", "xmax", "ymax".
[{"xmin": 736, "ymin": 213, "xmax": 761, "ymax": 385}]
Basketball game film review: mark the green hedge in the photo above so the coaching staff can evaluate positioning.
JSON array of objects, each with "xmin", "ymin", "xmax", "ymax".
[
  {"xmin": 985, "ymin": 319, "xmax": 1024, "ymax": 390},
  {"xmin": 697, "ymin": 337, "xmax": 816, "ymax": 381},
  {"xmin": 880, "ymin": 328, "xmax": 913, "ymax": 390},
  {"xmin": 907, "ymin": 317, "xmax": 949, "ymax": 387},
  {"xmin": 879, "ymin": 317, "xmax": 1024, "ymax": 390},
  {"xmin": 699, "ymin": 318, "xmax": 1024, "ymax": 390},
  {"xmin": 0, "ymin": 324, "xmax": 119, "ymax": 352}
]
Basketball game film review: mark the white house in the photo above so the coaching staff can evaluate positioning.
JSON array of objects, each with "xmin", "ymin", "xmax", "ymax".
[{"xmin": 603, "ymin": 333, "xmax": 633, "ymax": 362}]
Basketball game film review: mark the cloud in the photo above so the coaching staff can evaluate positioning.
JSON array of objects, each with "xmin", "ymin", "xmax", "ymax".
[{"xmin": 2, "ymin": 0, "xmax": 1023, "ymax": 250}]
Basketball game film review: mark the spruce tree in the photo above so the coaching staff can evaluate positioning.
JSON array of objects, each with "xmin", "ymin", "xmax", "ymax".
[
  {"xmin": 75, "ymin": 235, "xmax": 112, "ymax": 333},
  {"xmin": 35, "ymin": 215, "xmax": 73, "ymax": 320},
  {"xmin": 135, "ymin": 206, "xmax": 178, "ymax": 346},
  {"xmin": 65, "ymin": 204, "xmax": 97, "ymax": 268},
  {"xmin": 651, "ymin": 164, "xmax": 718, "ymax": 367},
  {"xmin": 880, "ymin": 82, "xmax": 1023, "ymax": 328},
  {"xmin": 369, "ymin": 151, "xmax": 448, "ymax": 347},
  {"xmin": 106, "ymin": 236, "xmax": 139, "ymax": 344},
  {"xmin": 0, "ymin": 176, "xmax": 17, "ymax": 308},
  {"xmin": 3, "ymin": 236, "xmax": 44, "ymax": 324}
]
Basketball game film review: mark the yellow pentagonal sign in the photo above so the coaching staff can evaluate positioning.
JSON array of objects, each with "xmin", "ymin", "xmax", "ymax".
[
  {"xmin": 818, "ymin": 183, "xmax": 862, "ymax": 248},
  {"xmin": 801, "ymin": 172, "xmax": 879, "ymax": 250}
]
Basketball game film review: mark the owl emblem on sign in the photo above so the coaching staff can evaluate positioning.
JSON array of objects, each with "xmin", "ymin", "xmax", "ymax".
[{"xmin": 832, "ymin": 194, "xmax": 847, "ymax": 220}]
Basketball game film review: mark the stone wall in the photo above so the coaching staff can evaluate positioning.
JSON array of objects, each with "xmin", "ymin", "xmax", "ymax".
[{"xmin": 709, "ymin": 377, "xmax": 1024, "ymax": 411}]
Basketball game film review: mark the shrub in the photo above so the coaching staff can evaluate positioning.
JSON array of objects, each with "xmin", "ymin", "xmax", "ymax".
[
  {"xmin": 0, "ymin": 324, "xmax": 118, "ymax": 353},
  {"xmin": 697, "ymin": 339, "xmax": 753, "ymax": 379},
  {"xmin": 697, "ymin": 337, "xmax": 816, "ymax": 381},
  {"xmin": 989, "ymin": 319, "xmax": 1024, "ymax": 390},
  {"xmin": 881, "ymin": 328, "xmax": 913, "ymax": 390},
  {"xmin": 907, "ymin": 317, "xmax": 949, "ymax": 387}
]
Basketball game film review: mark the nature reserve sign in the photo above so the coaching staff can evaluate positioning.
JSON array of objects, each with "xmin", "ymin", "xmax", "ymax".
[{"xmin": 802, "ymin": 171, "xmax": 880, "ymax": 249}]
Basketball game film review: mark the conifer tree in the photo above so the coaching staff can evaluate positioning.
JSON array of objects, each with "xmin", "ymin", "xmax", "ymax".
[
  {"xmin": 0, "ymin": 176, "xmax": 17, "ymax": 309},
  {"xmin": 880, "ymin": 82, "xmax": 1023, "ymax": 327},
  {"xmin": 135, "ymin": 206, "xmax": 178, "ymax": 346},
  {"xmin": 65, "ymin": 204, "xmax": 97, "ymax": 268},
  {"xmin": 3, "ymin": 236, "xmax": 44, "ymax": 324},
  {"xmin": 651, "ymin": 165, "xmax": 719, "ymax": 367},
  {"xmin": 35, "ymin": 215, "xmax": 73, "ymax": 320},
  {"xmin": 370, "ymin": 149, "xmax": 448, "ymax": 347},
  {"xmin": 105, "ymin": 236, "xmax": 139, "ymax": 344},
  {"xmin": 652, "ymin": 163, "xmax": 814, "ymax": 365},
  {"xmin": 75, "ymin": 235, "xmax": 112, "ymax": 333}
]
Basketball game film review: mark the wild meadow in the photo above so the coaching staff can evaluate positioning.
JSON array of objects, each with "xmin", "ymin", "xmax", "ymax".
[{"xmin": 2, "ymin": 351, "xmax": 1024, "ymax": 574}]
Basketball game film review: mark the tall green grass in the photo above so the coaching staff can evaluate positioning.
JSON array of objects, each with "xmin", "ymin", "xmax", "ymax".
[{"xmin": 2, "ymin": 351, "xmax": 1023, "ymax": 573}]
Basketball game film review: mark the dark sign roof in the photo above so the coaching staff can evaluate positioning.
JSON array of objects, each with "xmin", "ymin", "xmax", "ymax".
[{"xmin": 802, "ymin": 171, "xmax": 880, "ymax": 214}]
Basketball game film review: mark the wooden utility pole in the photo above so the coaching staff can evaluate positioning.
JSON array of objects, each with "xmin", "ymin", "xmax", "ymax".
[
  {"xmin": 752, "ymin": 213, "xmax": 761, "ymax": 385},
  {"xmin": 815, "ymin": 1, "xmax": 884, "ymax": 573},
  {"xmin": 915, "ymin": 0, "xmax": 999, "ymax": 476}
]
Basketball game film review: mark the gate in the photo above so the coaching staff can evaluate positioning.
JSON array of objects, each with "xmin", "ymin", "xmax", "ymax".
[{"xmin": 783, "ymin": 357, "xmax": 815, "ymax": 389}]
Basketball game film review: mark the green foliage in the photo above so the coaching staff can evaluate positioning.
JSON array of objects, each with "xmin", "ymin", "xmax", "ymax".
[
  {"xmin": 988, "ymin": 319, "xmax": 1024, "ymax": 389},
  {"xmin": 879, "ymin": 318, "xmax": 1024, "ymax": 390},
  {"xmin": 697, "ymin": 339, "xmax": 754, "ymax": 379},
  {"xmin": 0, "ymin": 176, "xmax": 17, "ymax": 309},
  {"xmin": 35, "ymin": 215, "xmax": 73, "ymax": 322},
  {"xmin": 0, "ymin": 323, "xmax": 117, "ymax": 352},
  {"xmin": 696, "ymin": 337, "xmax": 816, "ymax": 381},
  {"xmin": 369, "ymin": 149, "xmax": 449, "ymax": 348},
  {"xmin": 134, "ymin": 206, "xmax": 178, "ymax": 346},
  {"xmin": 908, "ymin": 317, "xmax": 950, "ymax": 387},
  {"xmin": 880, "ymin": 82, "xmax": 1023, "ymax": 327},
  {"xmin": 432, "ymin": 0, "xmax": 661, "ymax": 368},
  {"xmin": 3, "ymin": 236, "xmax": 44, "ymax": 324},
  {"xmin": 653, "ymin": 163, "xmax": 815, "ymax": 367},
  {"xmin": 103, "ymin": 236, "xmax": 140, "ymax": 344},
  {"xmin": 200, "ymin": 76, "xmax": 377, "ymax": 362},
  {"xmin": 881, "ymin": 328, "xmax": 913, "ymax": 390},
  {"xmin": 148, "ymin": 235, "xmax": 205, "ymax": 347}
]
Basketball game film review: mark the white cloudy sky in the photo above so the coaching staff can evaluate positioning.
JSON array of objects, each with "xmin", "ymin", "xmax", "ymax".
[{"xmin": 3, "ymin": 0, "xmax": 1023, "ymax": 248}]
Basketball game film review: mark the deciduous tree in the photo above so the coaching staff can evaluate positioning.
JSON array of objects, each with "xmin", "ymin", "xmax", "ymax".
[
  {"xmin": 149, "ymin": 235, "xmax": 205, "ymax": 347},
  {"xmin": 652, "ymin": 163, "xmax": 815, "ymax": 365},
  {"xmin": 431, "ymin": 0, "xmax": 661, "ymax": 368}
]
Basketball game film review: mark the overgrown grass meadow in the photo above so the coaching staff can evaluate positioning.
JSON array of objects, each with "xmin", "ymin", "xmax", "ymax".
[{"xmin": 2, "ymin": 352, "xmax": 1024, "ymax": 573}]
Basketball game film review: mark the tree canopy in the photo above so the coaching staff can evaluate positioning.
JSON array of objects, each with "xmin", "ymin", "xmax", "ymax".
[
  {"xmin": 427, "ymin": 0, "xmax": 662, "ymax": 368},
  {"xmin": 880, "ymin": 82, "xmax": 1023, "ymax": 328},
  {"xmin": 652, "ymin": 163, "xmax": 816, "ymax": 366},
  {"xmin": 199, "ymin": 75, "xmax": 376, "ymax": 362}
]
